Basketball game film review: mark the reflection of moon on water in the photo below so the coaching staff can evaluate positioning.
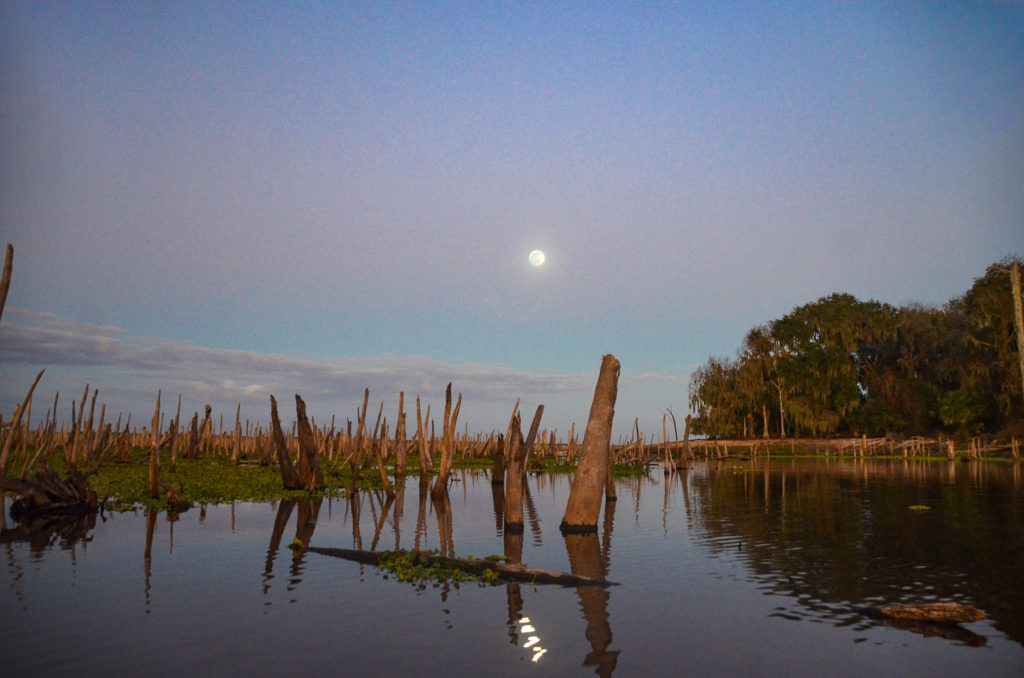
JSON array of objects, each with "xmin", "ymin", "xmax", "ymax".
[{"xmin": 528, "ymin": 249, "xmax": 546, "ymax": 267}]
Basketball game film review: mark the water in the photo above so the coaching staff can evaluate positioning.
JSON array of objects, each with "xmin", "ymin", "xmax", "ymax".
[{"xmin": 2, "ymin": 459, "xmax": 1023, "ymax": 677}]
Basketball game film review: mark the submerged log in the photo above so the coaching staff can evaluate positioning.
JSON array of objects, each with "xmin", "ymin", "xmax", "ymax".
[
  {"xmin": 291, "ymin": 544, "xmax": 617, "ymax": 587},
  {"xmin": 875, "ymin": 602, "xmax": 985, "ymax": 624}
]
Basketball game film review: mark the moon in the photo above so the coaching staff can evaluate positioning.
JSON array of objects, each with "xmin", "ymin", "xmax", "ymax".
[{"xmin": 528, "ymin": 249, "xmax": 546, "ymax": 267}]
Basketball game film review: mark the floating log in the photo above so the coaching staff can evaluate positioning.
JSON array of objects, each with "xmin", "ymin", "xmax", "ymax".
[
  {"xmin": 291, "ymin": 545, "xmax": 617, "ymax": 587},
  {"xmin": 875, "ymin": 602, "xmax": 985, "ymax": 624}
]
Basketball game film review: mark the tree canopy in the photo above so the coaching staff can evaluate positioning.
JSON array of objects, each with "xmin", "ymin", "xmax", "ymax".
[{"xmin": 688, "ymin": 256, "xmax": 1024, "ymax": 438}]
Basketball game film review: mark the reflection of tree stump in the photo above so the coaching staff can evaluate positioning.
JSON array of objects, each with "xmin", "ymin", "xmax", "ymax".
[
  {"xmin": 0, "ymin": 503, "xmax": 97, "ymax": 555},
  {"xmin": 432, "ymin": 490, "xmax": 455, "ymax": 557},
  {"xmin": 370, "ymin": 494, "xmax": 395, "ymax": 552},
  {"xmin": 491, "ymin": 433, "xmax": 506, "ymax": 485},
  {"xmin": 491, "ymin": 481, "xmax": 505, "ymax": 532},
  {"xmin": 1, "ymin": 466, "xmax": 97, "ymax": 520},
  {"xmin": 144, "ymin": 507, "xmax": 156, "ymax": 608},
  {"xmin": 564, "ymin": 532, "xmax": 619, "ymax": 677},
  {"xmin": 295, "ymin": 497, "xmax": 322, "ymax": 547},
  {"xmin": 264, "ymin": 500, "xmax": 296, "ymax": 584},
  {"xmin": 504, "ymin": 530, "xmax": 525, "ymax": 643}
]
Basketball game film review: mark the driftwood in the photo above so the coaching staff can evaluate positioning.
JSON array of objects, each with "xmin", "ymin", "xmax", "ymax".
[
  {"xmin": 875, "ymin": 602, "xmax": 985, "ymax": 624},
  {"xmin": 291, "ymin": 545, "xmax": 617, "ymax": 587}
]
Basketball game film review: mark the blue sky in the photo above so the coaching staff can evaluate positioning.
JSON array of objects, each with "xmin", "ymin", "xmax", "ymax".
[{"xmin": 1, "ymin": 1, "xmax": 1021, "ymax": 440}]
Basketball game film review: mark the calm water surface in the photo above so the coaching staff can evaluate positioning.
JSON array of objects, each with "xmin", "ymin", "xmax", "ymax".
[{"xmin": 2, "ymin": 459, "xmax": 1023, "ymax": 677}]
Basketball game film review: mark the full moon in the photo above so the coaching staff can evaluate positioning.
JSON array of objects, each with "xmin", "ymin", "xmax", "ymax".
[{"xmin": 528, "ymin": 249, "xmax": 546, "ymax": 267}]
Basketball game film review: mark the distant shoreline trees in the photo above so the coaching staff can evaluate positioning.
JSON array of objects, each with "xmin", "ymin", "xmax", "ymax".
[{"xmin": 688, "ymin": 256, "xmax": 1024, "ymax": 439}]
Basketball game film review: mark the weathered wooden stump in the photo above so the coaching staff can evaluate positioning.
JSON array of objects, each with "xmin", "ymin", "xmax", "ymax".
[{"xmin": 561, "ymin": 355, "xmax": 620, "ymax": 534}]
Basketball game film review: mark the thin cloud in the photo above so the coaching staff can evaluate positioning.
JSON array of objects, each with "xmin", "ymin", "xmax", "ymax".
[{"xmin": 0, "ymin": 310, "xmax": 688, "ymax": 437}]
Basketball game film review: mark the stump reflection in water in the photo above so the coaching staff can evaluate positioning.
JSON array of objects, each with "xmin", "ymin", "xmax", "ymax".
[
  {"xmin": 564, "ymin": 531, "xmax": 619, "ymax": 677},
  {"xmin": 258, "ymin": 498, "xmax": 322, "ymax": 597}
]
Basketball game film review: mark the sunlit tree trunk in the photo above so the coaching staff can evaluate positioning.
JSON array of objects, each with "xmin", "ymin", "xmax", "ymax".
[
  {"xmin": 295, "ymin": 394, "xmax": 324, "ymax": 490},
  {"xmin": 270, "ymin": 395, "xmax": 303, "ymax": 490},
  {"xmin": 561, "ymin": 355, "xmax": 620, "ymax": 533},
  {"xmin": 148, "ymin": 391, "xmax": 161, "ymax": 499},
  {"xmin": 504, "ymin": 422, "xmax": 525, "ymax": 533}
]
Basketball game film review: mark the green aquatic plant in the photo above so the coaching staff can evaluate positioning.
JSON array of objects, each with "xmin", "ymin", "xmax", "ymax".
[{"xmin": 377, "ymin": 550, "xmax": 484, "ymax": 589}]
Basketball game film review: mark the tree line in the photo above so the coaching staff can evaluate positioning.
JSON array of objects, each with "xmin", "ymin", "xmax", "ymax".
[{"xmin": 688, "ymin": 256, "xmax": 1024, "ymax": 439}]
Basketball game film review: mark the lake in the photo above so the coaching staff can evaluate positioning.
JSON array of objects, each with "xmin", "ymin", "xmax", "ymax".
[{"xmin": 2, "ymin": 458, "xmax": 1023, "ymax": 677}]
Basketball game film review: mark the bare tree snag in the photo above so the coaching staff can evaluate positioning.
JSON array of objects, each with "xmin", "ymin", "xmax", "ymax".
[
  {"xmin": 431, "ymin": 383, "xmax": 461, "ymax": 499},
  {"xmin": 168, "ymin": 395, "xmax": 181, "ymax": 473},
  {"xmin": 502, "ymin": 397, "xmax": 520, "ymax": 469},
  {"xmin": 199, "ymin": 405, "xmax": 212, "ymax": 455},
  {"xmin": 394, "ymin": 392, "xmax": 408, "ymax": 481},
  {"xmin": 521, "ymin": 404, "xmax": 544, "ymax": 478},
  {"xmin": 372, "ymin": 418, "xmax": 395, "ymax": 499},
  {"xmin": 415, "ymin": 396, "xmax": 432, "ymax": 474},
  {"xmin": 269, "ymin": 395, "xmax": 303, "ymax": 490},
  {"xmin": 148, "ymin": 391, "xmax": 161, "ymax": 499},
  {"xmin": 0, "ymin": 369, "xmax": 44, "ymax": 476},
  {"xmin": 295, "ymin": 394, "xmax": 324, "ymax": 490},
  {"xmin": 350, "ymin": 388, "xmax": 370, "ymax": 482},
  {"xmin": 232, "ymin": 403, "xmax": 242, "ymax": 465},
  {"xmin": 561, "ymin": 355, "xmax": 620, "ymax": 534},
  {"xmin": 0, "ymin": 243, "xmax": 12, "ymax": 324},
  {"xmin": 185, "ymin": 412, "xmax": 199, "ymax": 460},
  {"xmin": 504, "ymin": 420, "xmax": 526, "ymax": 534},
  {"xmin": 491, "ymin": 433, "xmax": 506, "ymax": 485},
  {"xmin": 69, "ymin": 385, "xmax": 88, "ymax": 469}
]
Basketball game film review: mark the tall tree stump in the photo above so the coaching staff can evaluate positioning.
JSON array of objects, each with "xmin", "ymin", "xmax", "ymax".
[{"xmin": 561, "ymin": 355, "xmax": 620, "ymax": 534}]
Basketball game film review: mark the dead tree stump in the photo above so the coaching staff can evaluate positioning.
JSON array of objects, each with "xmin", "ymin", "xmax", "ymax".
[
  {"xmin": 295, "ymin": 394, "xmax": 325, "ymax": 490},
  {"xmin": 270, "ymin": 395, "xmax": 303, "ymax": 490},
  {"xmin": 504, "ymin": 422, "xmax": 525, "ymax": 534},
  {"xmin": 561, "ymin": 355, "xmax": 620, "ymax": 534}
]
